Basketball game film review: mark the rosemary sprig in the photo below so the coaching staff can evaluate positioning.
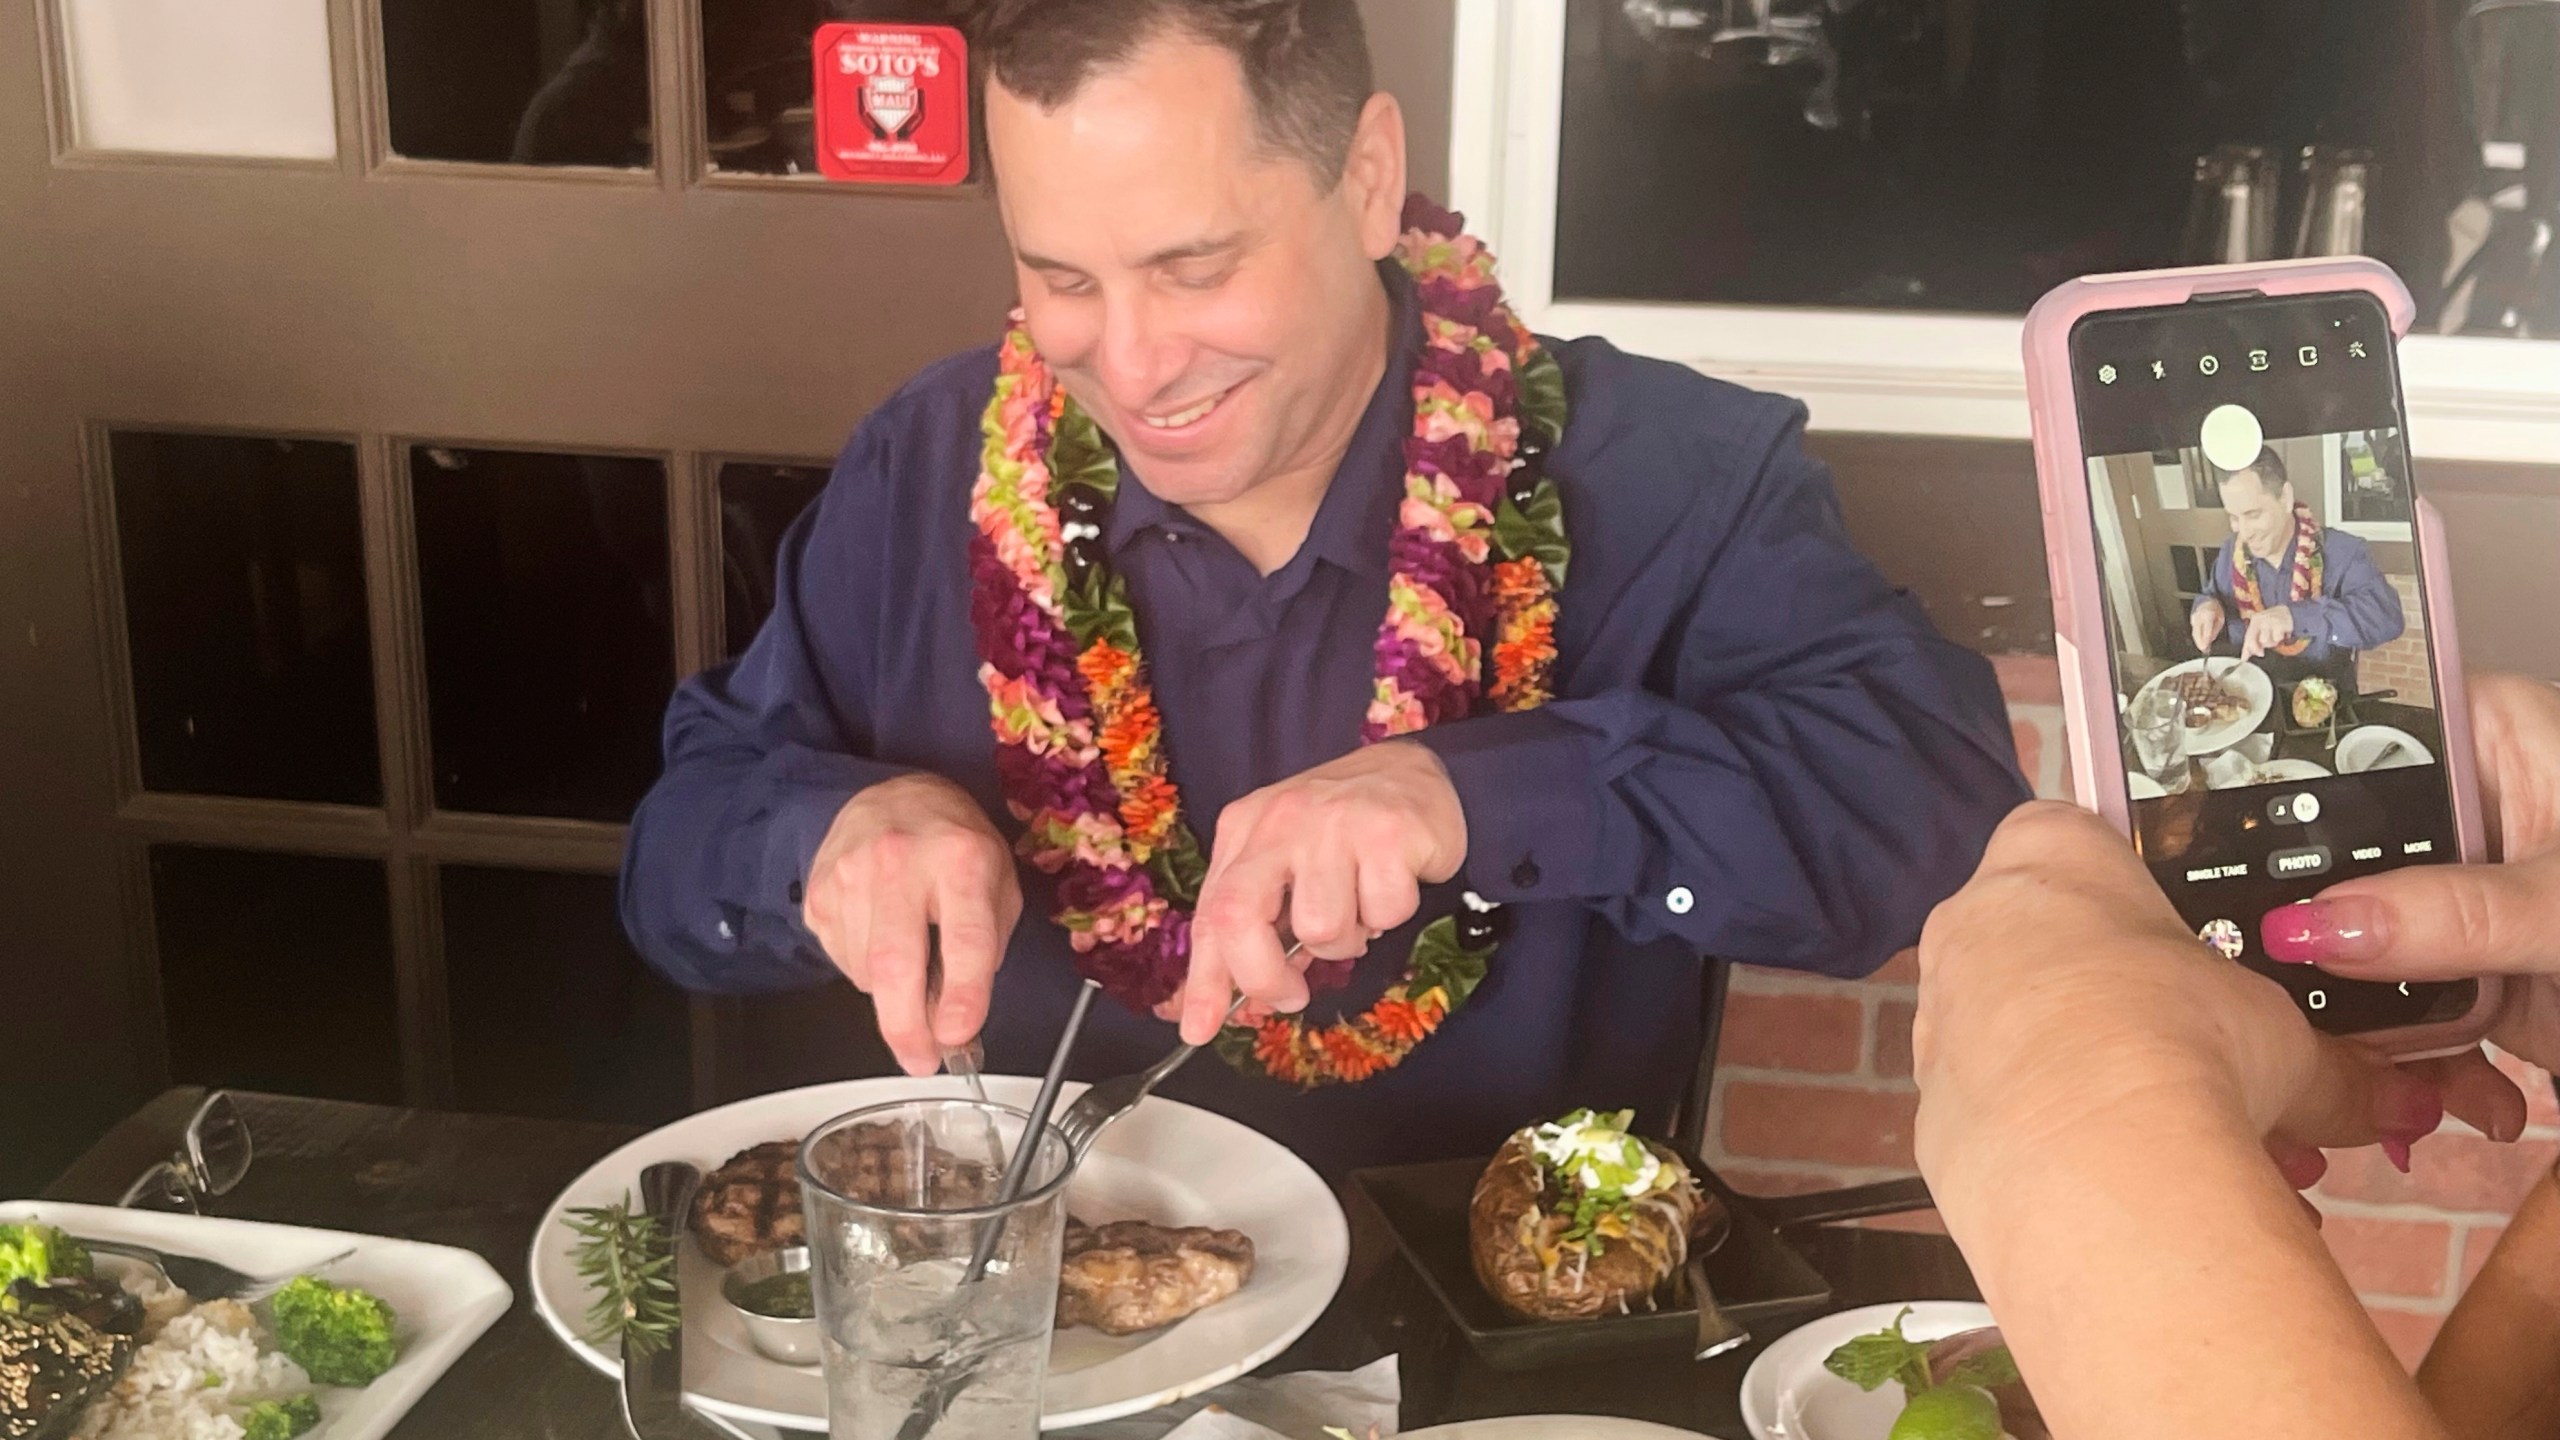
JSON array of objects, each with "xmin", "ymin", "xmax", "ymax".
[{"xmin": 563, "ymin": 1193, "xmax": 681, "ymax": 1356}]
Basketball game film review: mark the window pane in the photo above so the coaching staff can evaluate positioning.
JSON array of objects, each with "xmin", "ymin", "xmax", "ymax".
[
  {"xmin": 111, "ymin": 432, "xmax": 380, "ymax": 806},
  {"xmin": 410, "ymin": 445, "xmax": 672, "ymax": 821},
  {"xmin": 150, "ymin": 846, "xmax": 403, "ymax": 1103},
  {"xmin": 441, "ymin": 866, "xmax": 691, "ymax": 1124},
  {"xmin": 702, "ymin": 0, "xmax": 974, "ymax": 176},
  {"xmin": 1556, "ymin": 0, "xmax": 2545, "ymax": 332},
  {"xmin": 714, "ymin": 986, "xmax": 894, "ymax": 1102},
  {"xmin": 58, "ymin": 0, "xmax": 337, "ymax": 159},
  {"xmin": 380, "ymin": 0, "xmax": 651, "ymax": 167},
  {"xmin": 717, "ymin": 462, "xmax": 830, "ymax": 657}
]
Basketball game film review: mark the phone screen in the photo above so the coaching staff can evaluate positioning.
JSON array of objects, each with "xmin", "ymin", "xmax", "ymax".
[{"xmin": 2068, "ymin": 292, "xmax": 2475, "ymax": 1036}]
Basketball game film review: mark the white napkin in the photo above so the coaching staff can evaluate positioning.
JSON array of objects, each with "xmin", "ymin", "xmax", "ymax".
[{"xmin": 1050, "ymin": 1356, "xmax": 1402, "ymax": 1440}]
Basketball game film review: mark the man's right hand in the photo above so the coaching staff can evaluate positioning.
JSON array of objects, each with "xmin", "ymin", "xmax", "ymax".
[
  {"xmin": 802, "ymin": 774, "xmax": 1022, "ymax": 1077},
  {"xmin": 2192, "ymin": 599, "xmax": 2227, "ymax": 654}
]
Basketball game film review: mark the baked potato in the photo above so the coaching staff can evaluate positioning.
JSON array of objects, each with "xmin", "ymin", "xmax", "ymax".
[
  {"xmin": 2292, "ymin": 676, "xmax": 2338, "ymax": 729},
  {"xmin": 1469, "ymin": 1108, "xmax": 1706, "ymax": 1322}
]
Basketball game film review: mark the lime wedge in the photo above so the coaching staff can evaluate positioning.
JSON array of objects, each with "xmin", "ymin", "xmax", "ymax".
[{"xmin": 1887, "ymin": 1383, "xmax": 2005, "ymax": 1440}]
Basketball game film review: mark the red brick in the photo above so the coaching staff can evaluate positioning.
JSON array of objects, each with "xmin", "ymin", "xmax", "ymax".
[
  {"xmin": 2010, "ymin": 717, "xmax": 2045, "ymax": 793},
  {"xmin": 1710, "ymin": 1165, "xmax": 1851, "ymax": 1199},
  {"xmin": 1871, "ymin": 947, "xmax": 1921, "ymax": 985},
  {"xmin": 2320, "ymin": 1214, "xmax": 2454, "ymax": 1299},
  {"xmin": 1721, "ymin": 1082, "xmax": 1920, "ymax": 1169},
  {"xmin": 2364, "ymin": 1307, "xmax": 2443, "ymax": 1370},
  {"xmin": 1719, "ymin": 991, "xmax": 1865, "ymax": 1075},
  {"xmin": 1873, "ymin": 999, "xmax": 1917, "ymax": 1080},
  {"xmin": 1991, "ymin": 652, "xmax": 2063, "ymax": 705},
  {"xmin": 2459, "ymin": 1223, "xmax": 2509, "ymax": 1290},
  {"xmin": 2317, "ymin": 1133, "xmax": 2558, "ymax": 1213}
]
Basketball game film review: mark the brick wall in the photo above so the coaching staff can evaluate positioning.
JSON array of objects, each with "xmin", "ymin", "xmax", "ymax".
[
  {"xmin": 1706, "ymin": 649, "xmax": 2545, "ymax": 1363},
  {"xmin": 2357, "ymin": 573, "xmax": 2437, "ymax": 709}
]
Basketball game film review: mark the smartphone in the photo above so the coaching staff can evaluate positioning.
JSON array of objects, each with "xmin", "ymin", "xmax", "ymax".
[{"xmin": 2025, "ymin": 258, "xmax": 2499, "ymax": 1055}]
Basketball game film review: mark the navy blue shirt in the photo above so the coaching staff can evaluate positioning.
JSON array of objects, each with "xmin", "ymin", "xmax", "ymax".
[
  {"xmin": 621, "ymin": 269, "xmax": 2027, "ymax": 1178},
  {"xmin": 2195, "ymin": 527, "xmax": 2406, "ymax": 667}
]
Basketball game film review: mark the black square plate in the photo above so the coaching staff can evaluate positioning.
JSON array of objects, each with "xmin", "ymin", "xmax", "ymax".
[{"xmin": 1350, "ymin": 1155, "xmax": 1837, "ymax": 1371}]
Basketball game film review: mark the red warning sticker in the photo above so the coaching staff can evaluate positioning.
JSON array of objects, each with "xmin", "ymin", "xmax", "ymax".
[{"xmin": 812, "ymin": 22, "xmax": 971, "ymax": 186}]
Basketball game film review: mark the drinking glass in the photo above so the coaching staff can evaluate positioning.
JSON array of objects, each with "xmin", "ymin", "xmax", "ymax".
[
  {"xmin": 799, "ymin": 1099, "xmax": 1072, "ymax": 1440},
  {"xmin": 2131, "ymin": 688, "xmax": 2189, "ymax": 793}
]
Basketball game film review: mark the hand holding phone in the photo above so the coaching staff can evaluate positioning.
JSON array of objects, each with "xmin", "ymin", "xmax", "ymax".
[{"xmin": 2024, "ymin": 258, "xmax": 2499, "ymax": 1057}]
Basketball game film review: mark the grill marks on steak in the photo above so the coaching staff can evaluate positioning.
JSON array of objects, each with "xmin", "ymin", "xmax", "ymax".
[
  {"xmin": 689, "ymin": 1141, "xmax": 807, "ymax": 1267},
  {"xmin": 1056, "ymin": 1219, "xmax": 1256, "ymax": 1337}
]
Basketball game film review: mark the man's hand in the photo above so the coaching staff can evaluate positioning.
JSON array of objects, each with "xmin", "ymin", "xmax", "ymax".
[
  {"xmin": 2240, "ymin": 604, "xmax": 2297, "ymax": 661},
  {"xmin": 802, "ymin": 774, "xmax": 1022, "ymax": 1077},
  {"xmin": 2192, "ymin": 599, "xmax": 2227, "ymax": 654},
  {"xmin": 1179, "ymin": 742, "xmax": 1468, "ymax": 1045}
]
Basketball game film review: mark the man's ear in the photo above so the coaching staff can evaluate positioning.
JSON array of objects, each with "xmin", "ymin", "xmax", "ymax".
[{"xmin": 1343, "ymin": 92, "xmax": 1408, "ymax": 262}]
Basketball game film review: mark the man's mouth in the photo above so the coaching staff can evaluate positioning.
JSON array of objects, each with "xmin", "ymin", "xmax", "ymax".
[{"xmin": 1137, "ymin": 382, "xmax": 1241, "ymax": 433}]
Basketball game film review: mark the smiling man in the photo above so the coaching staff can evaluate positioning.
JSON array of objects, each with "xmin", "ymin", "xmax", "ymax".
[{"xmin": 621, "ymin": 0, "xmax": 2026, "ymax": 1177}]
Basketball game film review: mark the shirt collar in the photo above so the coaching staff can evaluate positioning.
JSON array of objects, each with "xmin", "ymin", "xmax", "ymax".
[{"xmin": 1106, "ymin": 260, "xmax": 1419, "ymax": 578}]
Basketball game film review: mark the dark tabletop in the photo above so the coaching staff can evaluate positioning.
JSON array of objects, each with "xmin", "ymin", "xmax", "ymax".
[{"xmin": 45, "ymin": 1089, "xmax": 1980, "ymax": 1440}]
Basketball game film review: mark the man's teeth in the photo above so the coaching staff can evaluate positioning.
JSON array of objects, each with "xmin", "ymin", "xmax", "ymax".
[{"xmin": 1143, "ymin": 391, "xmax": 1225, "ymax": 429}]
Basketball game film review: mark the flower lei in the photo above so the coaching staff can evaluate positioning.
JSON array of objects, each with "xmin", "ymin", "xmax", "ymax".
[
  {"xmin": 966, "ymin": 194, "xmax": 1570, "ymax": 1087},
  {"xmin": 2230, "ymin": 502, "xmax": 2325, "ymax": 658}
]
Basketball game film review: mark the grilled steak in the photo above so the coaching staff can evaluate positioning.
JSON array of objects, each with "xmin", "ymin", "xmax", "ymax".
[
  {"xmin": 1056, "ymin": 1219, "xmax": 1255, "ymax": 1337},
  {"xmin": 689, "ymin": 1141, "xmax": 807, "ymax": 1268}
]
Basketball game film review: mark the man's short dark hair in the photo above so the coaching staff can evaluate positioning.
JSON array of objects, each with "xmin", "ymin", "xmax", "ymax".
[
  {"xmin": 967, "ymin": 0, "xmax": 1374, "ymax": 185},
  {"xmin": 2216, "ymin": 446, "xmax": 2290, "ymax": 497}
]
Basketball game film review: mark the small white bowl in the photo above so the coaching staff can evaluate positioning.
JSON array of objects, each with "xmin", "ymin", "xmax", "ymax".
[{"xmin": 720, "ymin": 1247, "xmax": 820, "ymax": 1367}]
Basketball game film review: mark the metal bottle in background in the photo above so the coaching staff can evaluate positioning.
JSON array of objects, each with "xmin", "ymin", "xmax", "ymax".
[
  {"xmin": 2184, "ymin": 145, "xmax": 2280, "ymax": 264},
  {"xmin": 2295, "ymin": 147, "xmax": 2375, "ymax": 257}
]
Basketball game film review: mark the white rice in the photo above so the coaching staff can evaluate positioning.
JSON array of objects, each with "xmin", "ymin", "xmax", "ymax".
[{"xmin": 70, "ymin": 1271, "xmax": 315, "ymax": 1440}]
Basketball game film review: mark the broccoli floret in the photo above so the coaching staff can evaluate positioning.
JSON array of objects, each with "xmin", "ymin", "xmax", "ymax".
[
  {"xmin": 269, "ymin": 1276, "xmax": 398, "ymax": 1387},
  {"xmin": 0, "ymin": 1223, "xmax": 91, "ymax": 1289},
  {"xmin": 241, "ymin": 1394, "xmax": 323, "ymax": 1440}
]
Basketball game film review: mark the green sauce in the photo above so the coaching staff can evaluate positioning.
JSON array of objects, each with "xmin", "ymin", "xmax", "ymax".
[{"xmin": 734, "ymin": 1271, "xmax": 814, "ymax": 1320}]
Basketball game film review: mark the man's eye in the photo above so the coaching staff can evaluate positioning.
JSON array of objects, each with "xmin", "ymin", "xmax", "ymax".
[
  {"xmin": 1168, "ymin": 264, "xmax": 1231, "ymax": 291},
  {"xmin": 1042, "ymin": 272, "xmax": 1096, "ymax": 297}
]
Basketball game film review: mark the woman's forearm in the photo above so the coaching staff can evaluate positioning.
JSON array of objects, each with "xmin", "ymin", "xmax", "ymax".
[
  {"xmin": 1931, "ymin": 1078, "xmax": 2442, "ymax": 1440},
  {"xmin": 2421, "ymin": 1168, "xmax": 2560, "ymax": 1440}
]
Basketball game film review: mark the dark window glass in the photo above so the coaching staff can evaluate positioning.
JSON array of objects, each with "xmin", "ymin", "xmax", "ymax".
[
  {"xmin": 1558, "ymin": 0, "xmax": 2539, "ymax": 331},
  {"xmin": 441, "ymin": 866, "xmax": 691, "ymax": 1124},
  {"xmin": 410, "ymin": 445, "xmax": 672, "ymax": 822},
  {"xmin": 702, "ymin": 0, "xmax": 975, "ymax": 176},
  {"xmin": 110, "ymin": 432, "xmax": 379, "ymax": 805},
  {"xmin": 714, "ymin": 986, "xmax": 894, "ymax": 1102},
  {"xmin": 717, "ymin": 462, "xmax": 830, "ymax": 656},
  {"xmin": 381, "ymin": 0, "xmax": 652, "ymax": 167},
  {"xmin": 150, "ymin": 847, "xmax": 403, "ymax": 1103}
]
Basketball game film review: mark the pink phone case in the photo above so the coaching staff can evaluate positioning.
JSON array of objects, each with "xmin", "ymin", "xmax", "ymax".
[{"xmin": 2022, "ymin": 257, "xmax": 2500, "ymax": 1058}]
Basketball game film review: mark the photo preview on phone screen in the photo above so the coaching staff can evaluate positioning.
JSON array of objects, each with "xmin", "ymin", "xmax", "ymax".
[{"xmin": 2071, "ymin": 293, "xmax": 2474, "ymax": 1035}]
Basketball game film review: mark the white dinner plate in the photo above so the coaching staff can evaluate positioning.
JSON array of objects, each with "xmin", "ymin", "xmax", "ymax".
[
  {"xmin": 2336, "ymin": 724, "xmax": 2434, "ymax": 773},
  {"xmin": 1407, "ymin": 1418, "xmax": 1711, "ymax": 1439},
  {"xmin": 529, "ymin": 1076, "xmax": 1347, "ymax": 1433},
  {"xmin": 2131, "ymin": 658, "xmax": 2274, "ymax": 757},
  {"xmin": 0, "ymin": 1199, "xmax": 511, "ymax": 1440},
  {"xmin": 1739, "ymin": 1301, "xmax": 1997, "ymax": 1440}
]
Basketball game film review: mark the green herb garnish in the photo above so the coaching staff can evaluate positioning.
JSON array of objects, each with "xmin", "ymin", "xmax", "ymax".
[
  {"xmin": 1824, "ymin": 1309, "xmax": 2023, "ymax": 1425},
  {"xmin": 564, "ymin": 1194, "xmax": 680, "ymax": 1356}
]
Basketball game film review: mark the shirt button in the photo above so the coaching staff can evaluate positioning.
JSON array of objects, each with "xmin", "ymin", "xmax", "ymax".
[
  {"xmin": 716, "ymin": 919, "xmax": 736, "ymax": 941},
  {"xmin": 1666, "ymin": 886, "xmax": 1696, "ymax": 915},
  {"xmin": 788, "ymin": 880, "xmax": 804, "ymax": 906},
  {"xmin": 1511, "ymin": 858, "xmax": 1542, "ymax": 890}
]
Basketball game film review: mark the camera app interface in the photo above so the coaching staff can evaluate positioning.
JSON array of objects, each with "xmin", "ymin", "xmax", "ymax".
[{"xmin": 2071, "ymin": 292, "xmax": 2474, "ymax": 1035}]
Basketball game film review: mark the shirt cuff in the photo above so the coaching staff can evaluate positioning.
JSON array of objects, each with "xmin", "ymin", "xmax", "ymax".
[
  {"xmin": 1411, "ymin": 710, "xmax": 1630, "ymax": 904},
  {"xmin": 755, "ymin": 754, "xmax": 914, "ymax": 945}
]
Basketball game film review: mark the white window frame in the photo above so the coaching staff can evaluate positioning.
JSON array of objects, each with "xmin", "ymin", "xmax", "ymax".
[{"xmin": 1447, "ymin": 0, "xmax": 2560, "ymax": 465}]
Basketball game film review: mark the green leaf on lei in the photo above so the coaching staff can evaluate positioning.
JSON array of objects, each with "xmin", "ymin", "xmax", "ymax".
[
  {"xmin": 1145, "ymin": 827, "xmax": 1208, "ymax": 908},
  {"xmin": 1517, "ymin": 347, "xmax": 1568, "ymax": 450},
  {"xmin": 1494, "ymin": 476, "xmax": 1571, "ymax": 590},
  {"xmin": 1048, "ymin": 399, "xmax": 1121, "ymax": 498},
  {"xmin": 1407, "ymin": 915, "xmax": 1492, "ymax": 1007},
  {"xmin": 1063, "ymin": 563, "xmax": 1141, "ymax": 653}
]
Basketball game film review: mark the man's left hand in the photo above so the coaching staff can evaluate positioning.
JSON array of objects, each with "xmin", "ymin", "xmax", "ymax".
[
  {"xmin": 2241, "ymin": 604, "xmax": 2297, "ymax": 661},
  {"xmin": 1180, "ymin": 742, "xmax": 1468, "ymax": 1044}
]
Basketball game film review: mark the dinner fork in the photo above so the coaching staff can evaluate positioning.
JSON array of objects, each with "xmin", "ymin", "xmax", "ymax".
[
  {"xmin": 1053, "ymin": 984, "xmax": 1271, "ymax": 1159},
  {"xmin": 76, "ymin": 1235, "xmax": 355, "ymax": 1303}
]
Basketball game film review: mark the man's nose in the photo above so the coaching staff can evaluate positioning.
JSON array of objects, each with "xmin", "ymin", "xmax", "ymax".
[{"xmin": 1095, "ymin": 292, "xmax": 1189, "ymax": 415}]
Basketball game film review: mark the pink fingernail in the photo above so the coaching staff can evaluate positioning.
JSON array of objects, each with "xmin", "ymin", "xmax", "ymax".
[
  {"xmin": 2382, "ymin": 1137, "xmax": 2414, "ymax": 1174},
  {"xmin": 2261, "ymin": 899, "xmax": 2386, "ymax": 966}
]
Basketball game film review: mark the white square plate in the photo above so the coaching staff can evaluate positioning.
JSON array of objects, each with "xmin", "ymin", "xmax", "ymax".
[{"xmin": 0, "ymin": 1199, "xmax": 512, "ymax": 1440}]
